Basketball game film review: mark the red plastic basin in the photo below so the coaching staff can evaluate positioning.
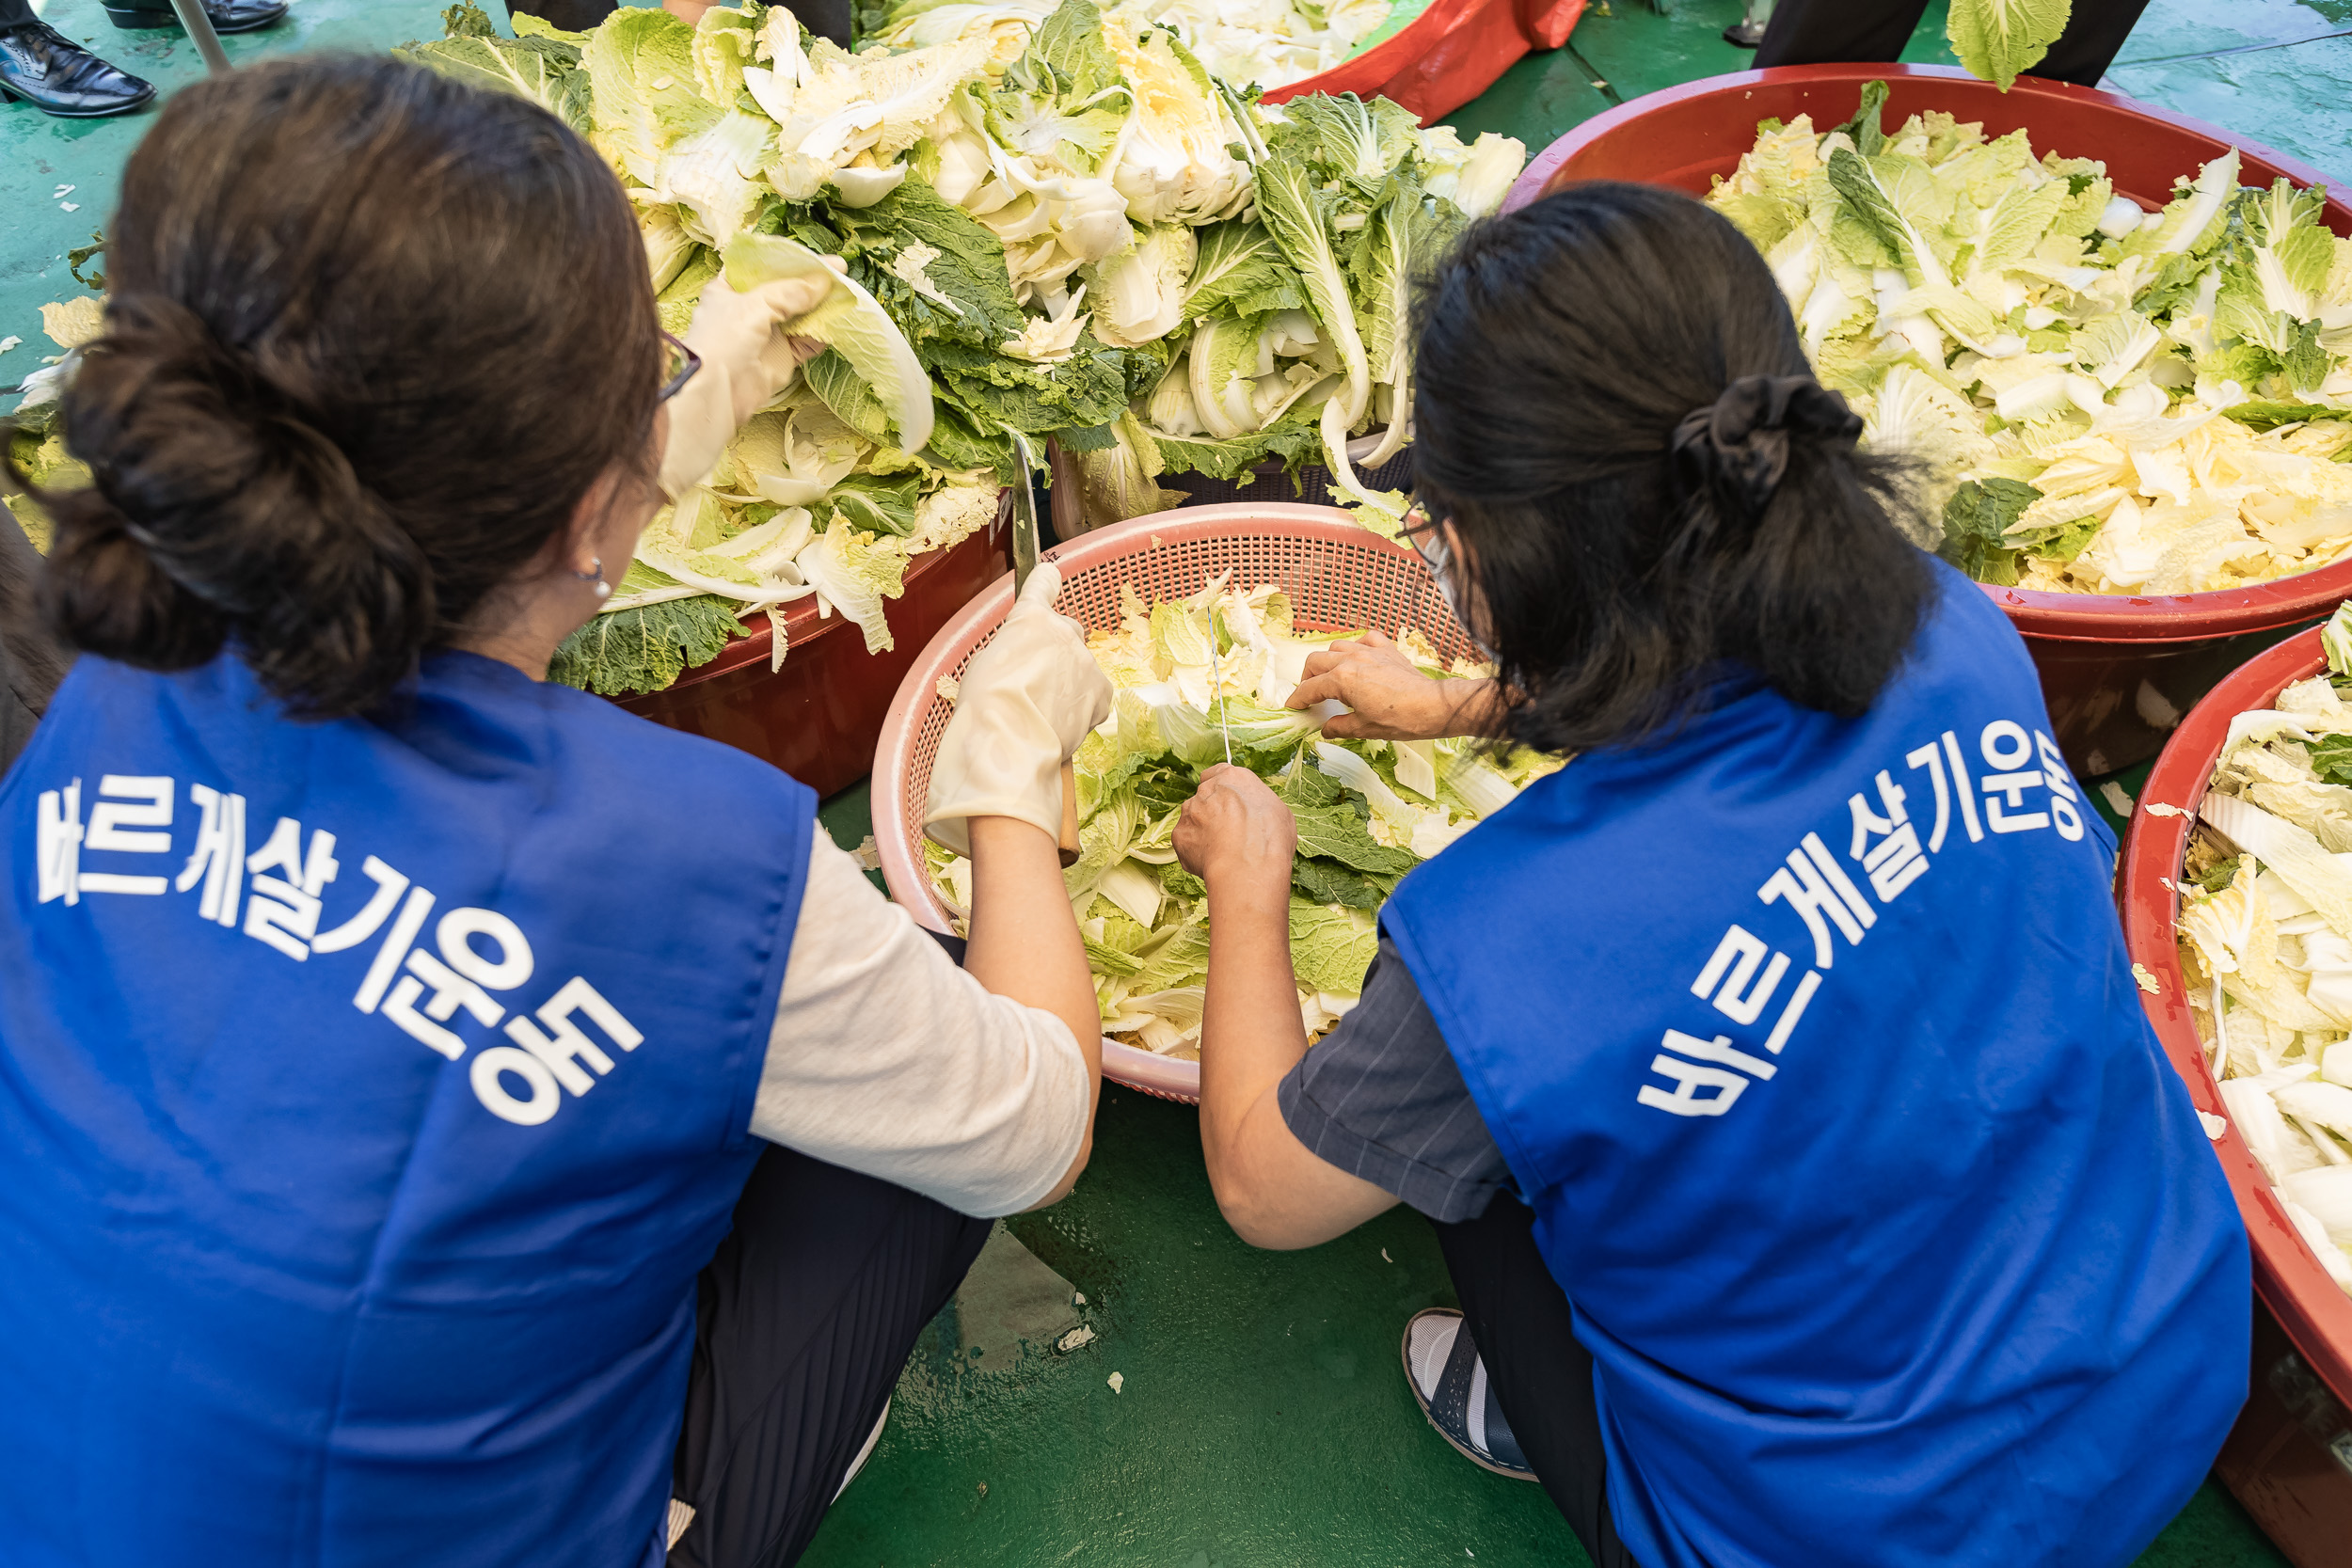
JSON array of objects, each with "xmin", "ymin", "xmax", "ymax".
[
  {"xmin": 2119, "ymin": 624, "xmax": 2352, "ymax": 1405},
  {"xmin": 2121, "ymin": 626, "xmax": 2352, "ymax": 1561},
  {"xmin": 617, "ymin": 515, "xmax": 1009, "ymax": 800},
  {"xmin": 1504, "ymin": 64, "xmax": 2352, "ymax": 776}
]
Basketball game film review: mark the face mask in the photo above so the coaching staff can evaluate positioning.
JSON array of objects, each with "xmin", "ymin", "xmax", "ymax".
[{"xmin": 1405, "ymin": 507, "xmax": 1496, "ymax": 661}]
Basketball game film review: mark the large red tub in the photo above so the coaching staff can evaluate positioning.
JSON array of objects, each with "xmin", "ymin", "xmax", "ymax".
[
  {"xmin": 2120, "ymin": 626, "xmax": 2352, "ymax": 1563},
  {"xmin": 616, "ymin": 515, "xmax": 1009, "ymax": 800},
  {"xmin": 1263, "ymin": 0, "xmax": 1584, "ymax": 124},
  {"xmin": 1505, "ymin": 64, "xmax": 2352, "ymax": 777}
]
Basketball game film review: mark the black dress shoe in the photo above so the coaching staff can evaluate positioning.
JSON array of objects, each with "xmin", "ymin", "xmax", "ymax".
[
  {"xmin": 0, "ymin": 19, "xmax": 157, "ymax": 119},
  {"xmin": 103, "ymin": 0, "xmax": 290, "ymax": 34}
]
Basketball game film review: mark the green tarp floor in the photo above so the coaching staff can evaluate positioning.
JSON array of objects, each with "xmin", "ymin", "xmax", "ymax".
[{"xmin": 7, "ymin": 0, "xmax": 2341, "ymax": 1560}]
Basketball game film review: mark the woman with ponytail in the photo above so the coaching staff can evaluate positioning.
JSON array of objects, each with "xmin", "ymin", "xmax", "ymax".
[
  {"xmin": 0, "ymin": 55, "xmax": 1110, "ymax": 1568},
  {"xmin": 1174, "ymin": 182, "xmax": 2248, "ymax": 1568}
]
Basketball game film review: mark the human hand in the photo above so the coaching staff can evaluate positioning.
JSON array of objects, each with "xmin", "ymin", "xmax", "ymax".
[
  {"xmin": 1286, "ymin": 630, "xmax": 1495, "ymax": 741},
  {"xmin": 923, "ymin": 564, "xmax": 1115, "ymax": 856},
  {"xmin": 657, "ymin": 257, "xmax": 844, "ymax": 499},
  {"xmin": 1175, "ymin": 766, "xmax": 1297, "ymax": 906},
  {"xmin": 689, "ymin": 259, "xmax": 842, "ymax": 422}
]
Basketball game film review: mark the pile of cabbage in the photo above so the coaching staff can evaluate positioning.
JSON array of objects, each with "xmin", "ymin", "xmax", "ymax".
[
  {"xmin": 2174, "ymin": 603, "xmax": 2352, "ymax": 1298},
  {"xmin": 925, "ymin": 578, "xmax": 1558, "ymax": 1058},
  {"xmin": 866, "ymin": 0, "xmax": 1423, "ymax": 99},
  {"xmin": 1707, "ymin": 82, "xmax": 2352, "ymax": 597},
  {"xmin": 399, "ymin": 1, "xmax": 1520, "ymax": 693},
  {"xmin": 1097, "ymin": 91, "xmax": 1520, "ymax": 535}
]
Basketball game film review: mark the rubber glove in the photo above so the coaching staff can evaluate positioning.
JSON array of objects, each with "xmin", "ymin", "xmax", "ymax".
[
  {"xmin": 656, "ymin": 262, "xmax": 837, "ymax": 501},
  {"xmin": 924, "ymin": 563, "xmax": 1114, "ymax": 857}
]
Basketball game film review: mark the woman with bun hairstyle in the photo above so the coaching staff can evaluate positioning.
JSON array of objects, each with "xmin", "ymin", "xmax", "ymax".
[
  {"xmin": 0, "ymin": 55, "xmax": 1111, "ymax": 1568},
  {"xmin": 1173, "ymin": 183, "xmax": 2250, "ymax": 1568}
]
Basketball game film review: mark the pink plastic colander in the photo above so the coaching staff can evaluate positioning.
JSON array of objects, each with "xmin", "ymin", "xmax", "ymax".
[{"xmin": 872, "ymin": 503, "xmax": 1479, "ymax": 1103}]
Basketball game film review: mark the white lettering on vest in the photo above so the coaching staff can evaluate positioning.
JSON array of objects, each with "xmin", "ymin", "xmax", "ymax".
[
  {"xmin": 470, "ymin": 1047, "xmax": 563, "ymax": 1126},
  {"xmin": 1641, "ymin": 713, "xmax": 2103, "ymax": 1120}
]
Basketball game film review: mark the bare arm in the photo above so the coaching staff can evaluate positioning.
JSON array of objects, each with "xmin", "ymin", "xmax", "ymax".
[
  {"xmin": 1285, "ymin": 630, "xmax": 1501, "ymax": 741},
  {"xmin": 965, "ymin": 814, "xmax": 1103, "ymax": 1208},
  {"xmin": 1179, "ymin": 767, "xmax": 1399, "ymax": 1248}
]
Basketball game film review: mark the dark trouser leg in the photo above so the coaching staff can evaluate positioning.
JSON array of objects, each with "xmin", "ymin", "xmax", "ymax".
[
  {"xmin": 1755, "ymin": 0, "xmax": 2153, "ymax": 85},
  {"xmin": 0, "ymin": 0, "xmax": 34, "ymax": 27},
  {"xmin": 501, "ymin": 0, "xmax": 623, "ymax": 32},
  {"xmin": 669, "ymin": 1143, "xmax": 992, "ymax": 1568},
  {"xmin": 2035, "ymin": 0, "xmax": 2157, "ymax": 86},
  {"xmin": 1430, "ymin": 1195, "xmax": 1644, "ymax": 1568},
  {"xmin": 1753, "ymin": 0, "xmax": 1931, "ymax": 69},
  {"xmin": 798, "ymin": 0, "xmax": 854, "ymax": 47}
]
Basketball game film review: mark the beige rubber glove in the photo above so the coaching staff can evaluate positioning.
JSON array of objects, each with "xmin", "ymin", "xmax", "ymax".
[
  {"xmin": 656, "ymin": 262, "xmax": 838, "ymax": 501},
  {"xmin": 925, "ymin": 563, "xmax": 1114, "ymax": 857}
]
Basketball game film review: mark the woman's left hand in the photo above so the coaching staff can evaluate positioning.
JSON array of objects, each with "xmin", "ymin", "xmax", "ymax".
[{"xmin": 1175, "ymin": 766, "xmax": 1296, "ymax": 905}]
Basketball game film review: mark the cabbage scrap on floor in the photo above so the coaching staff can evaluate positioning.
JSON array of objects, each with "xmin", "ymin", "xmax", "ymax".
[
  {"xmin": 1707, "ymin": 81, "xmax": 2352, "ymax": 596},
  {"xmin": 2175, "ymin": 603, "xmax": 2352, "ymax": 1297},
  {"xmin": 926, "ymin": 578, "xmax": 1559, "ymax": 1057},
  {"xmin": 1, "ymin": 299, "xmax": 103, "ymax": 553}
]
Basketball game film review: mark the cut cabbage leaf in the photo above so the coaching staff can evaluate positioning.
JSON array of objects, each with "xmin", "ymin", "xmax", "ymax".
[
  {"xmin": 2201, "ymin": 792, "xmax": 2352, "ymax": 942},
  {"xmin": 1945, "ymin": 0, "xmax": 2070, "ymax": 91}
]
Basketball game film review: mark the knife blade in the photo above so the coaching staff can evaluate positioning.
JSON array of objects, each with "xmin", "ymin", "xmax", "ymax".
[{"xmin": 1009, "ymin": 430, "xmax": 1041, "ymax": 594}]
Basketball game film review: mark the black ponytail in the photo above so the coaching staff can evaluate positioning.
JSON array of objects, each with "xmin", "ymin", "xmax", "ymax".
[{"xmin": 1410, "ymin": 181, "xmax": 1934, "ymax": 756}]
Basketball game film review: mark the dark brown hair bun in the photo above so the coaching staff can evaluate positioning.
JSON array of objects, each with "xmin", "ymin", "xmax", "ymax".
[{"xmin": 10, "ymin": 55, "xmax": 661, "ymax": 719}]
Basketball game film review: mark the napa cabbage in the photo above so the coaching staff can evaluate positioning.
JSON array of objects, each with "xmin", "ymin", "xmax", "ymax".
[
  {"xmin": 1707, "ymin": 80, "xmax": 2352, "ymax": 595},
  {"xmin": 2173, "ymin": 608, "xmax": 2352, "ymax": 1298}
]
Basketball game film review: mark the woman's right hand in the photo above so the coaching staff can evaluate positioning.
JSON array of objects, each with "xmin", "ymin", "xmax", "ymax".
[
  {"xmin": 1285, "ymin": 630, "xmax": 1497, "ymax": 741},
  {"xmin": 1175, "ymin": 765, "xmax": 1296, "ymax": 905},
  {"xmin": 922, "ymin": 565, "xmax": 1114, "ymax": 857}
]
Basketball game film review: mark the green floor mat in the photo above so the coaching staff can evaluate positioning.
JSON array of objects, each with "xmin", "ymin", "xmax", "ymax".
[
  {"xmin": 802, "ymin": 1087, "xmax": 1591, "ymax": 1567},
  {"xmin": 797, "ymin": 1072, "xmax": 2293, "ymax": 1568},
  {"xmin": 0, "ymin": 0, "xmax": 487, "ymax": 375},
  {"xmin": 2107, "ymin": 37, "xmax": 2352, "ymax": 188}
]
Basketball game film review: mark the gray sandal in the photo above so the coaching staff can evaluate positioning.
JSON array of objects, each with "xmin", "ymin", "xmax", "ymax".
[{"xmin": 1402, "ymin": 1308, "xmax": 1537, "ymax": 1480}]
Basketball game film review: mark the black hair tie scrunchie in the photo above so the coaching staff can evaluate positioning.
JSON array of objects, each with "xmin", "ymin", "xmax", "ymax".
[{"xmin": 1669, "ymin": 373, "xmax": 1864, "ymax": 515}]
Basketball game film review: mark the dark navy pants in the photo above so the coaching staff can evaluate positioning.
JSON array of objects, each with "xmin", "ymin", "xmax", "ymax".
[
  {"xmin": 1755, "ymin": 0, "xmax": 2153, "ymax": 86},
  {"xmin": 1434, "ymin": 1195, "xmax": 1646, "ymax": 1568},
  {"xmin": 668, "ymin": 929, "xmax": 991, "ymax": 1568},
  {"xmin": 669, "ymin": 1142, "xmax": 992, "ymax": 1568}
]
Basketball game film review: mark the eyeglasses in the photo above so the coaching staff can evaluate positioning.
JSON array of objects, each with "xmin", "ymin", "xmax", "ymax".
[{"xmin": 659, "ymin": 330, "xmax": 702, "ymax": 404}]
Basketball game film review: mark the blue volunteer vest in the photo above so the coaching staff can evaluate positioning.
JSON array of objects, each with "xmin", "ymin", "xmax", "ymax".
[
  {"xmin": 1384, "ymin": 562, "xmax": 2247, "ymax": 1568},
  {"xmin": 0, "ymin": 650, "xmax": 814, "ymax": 1568}
]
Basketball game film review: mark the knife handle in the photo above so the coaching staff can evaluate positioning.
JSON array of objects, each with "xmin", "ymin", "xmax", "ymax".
[{"xmin": 1057, "ymin": 762, "xmax": 1082, "ymax": 868}]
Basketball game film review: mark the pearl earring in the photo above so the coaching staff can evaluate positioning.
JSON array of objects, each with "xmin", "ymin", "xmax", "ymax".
[{"xmin": 577, "ymin": 557, "xmax": 612, "ymax": 602}]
